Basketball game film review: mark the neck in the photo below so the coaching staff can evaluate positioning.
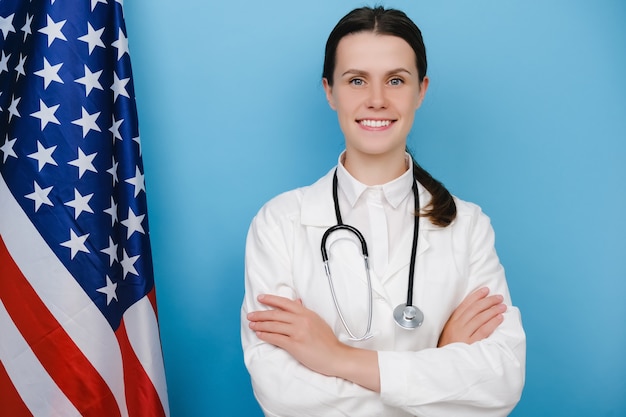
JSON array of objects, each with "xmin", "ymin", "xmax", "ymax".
[{"xmin": 342, "ymin": 149, "xmax": 408, "ymax": 186}]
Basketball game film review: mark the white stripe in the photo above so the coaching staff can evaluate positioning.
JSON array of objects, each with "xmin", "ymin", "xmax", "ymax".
[
  {"xmin": 125, "ymin": 297, "xmax": 170, "ymax": 416},
  {"xmin": 0, "ymin": 299, "xmax": 80, "ymax": 417},
  {"xmin": 0, "ymin": 176, "xmax": 129, "ymax": 417}
]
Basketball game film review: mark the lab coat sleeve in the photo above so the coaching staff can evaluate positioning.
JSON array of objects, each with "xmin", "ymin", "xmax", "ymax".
[
  {"xmin": 241, "ymin": 196, "xmax": 384, "ymax": 417},
  {"xmin": 378, "ymin": 202, "xmax": 526, "ymax": 417}
]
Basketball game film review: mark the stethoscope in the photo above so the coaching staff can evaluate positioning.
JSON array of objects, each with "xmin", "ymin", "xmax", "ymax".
[{"xmin": 320, "ymin": 169, "xmax": 424, "ymax": 341}]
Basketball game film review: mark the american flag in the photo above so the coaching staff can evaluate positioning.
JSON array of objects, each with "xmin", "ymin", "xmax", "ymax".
[{"xmin": 0, "ymin": 0, "xmax": 169, "ymax": 416}]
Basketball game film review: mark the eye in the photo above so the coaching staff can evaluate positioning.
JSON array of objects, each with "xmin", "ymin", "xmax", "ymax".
[
  {"xmin": 388, "ymin": 78, "xmax": 404, "ymax": 86},
  {"xmin": 349, "ymin": 78, "xmax": 365, "ymax": 86}
]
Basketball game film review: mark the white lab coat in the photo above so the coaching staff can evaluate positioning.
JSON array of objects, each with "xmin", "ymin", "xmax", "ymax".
[{"xmin": 241, "ymin": 165, "xmax": 526, "ymax": 417}]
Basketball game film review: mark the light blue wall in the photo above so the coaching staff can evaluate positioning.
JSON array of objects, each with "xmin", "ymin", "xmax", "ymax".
[{"xmin": 125, "ymin": 1, "xmax": 626, "ymax": 416}]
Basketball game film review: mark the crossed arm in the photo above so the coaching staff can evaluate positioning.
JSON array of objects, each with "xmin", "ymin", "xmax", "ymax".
[{"xmin": 246, "ymin": 286, "xmax": 506, "ymax": 392}]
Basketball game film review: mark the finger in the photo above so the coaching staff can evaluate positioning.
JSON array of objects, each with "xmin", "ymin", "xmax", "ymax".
[
  {"xmin": 254, "ymin": 330, "xmax": 293, "ymax": 350},
  {"xmin": 465, "ymin": 303, "xmax": 507, "ymax": 338},
  {"xmin": 247, "ymin": 308, "xmax": 296, "ymax": 324},
  {"xmin": 257, "ymin": 294, "xmax": 302, "ymax": 313},
  {"xmin": 457, "ymin": 294, "xmax": 504, "ymax": 325},
  {"xmin": 249, "ymin": 319, "xmax": 295, "ymax": 337},
  {"xmin": 451, "ymin": 287, "xmax": 490, "ymax": 319},
  {"xmin": 469, "ymin": 313, "xmax": 505, "ymax": 343}
]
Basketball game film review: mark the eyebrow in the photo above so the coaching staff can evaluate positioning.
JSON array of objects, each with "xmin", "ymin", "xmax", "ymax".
[{"xmin": 340, "ymin": 68, "xmax": 413, "ymax": 77}]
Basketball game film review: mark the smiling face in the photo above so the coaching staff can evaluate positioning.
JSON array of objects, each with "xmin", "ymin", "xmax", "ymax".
[{"xmin": 323, "ymin": 31, "xmax": 428, "ymax": 163}]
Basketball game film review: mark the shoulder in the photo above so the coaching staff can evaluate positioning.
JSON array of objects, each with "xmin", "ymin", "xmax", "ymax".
[
  {"xmin": 453, "ymin": 196, "xmax": 487, "ymax": 221},
  {"xmin": 448, "ymin": 195, "xmax": 498, "ymax": 245},
  {"xmin": 250, "ymin": 168, "xmax": 335, "ymax": 231},
  {"xmin": 252, "ymin": 187, "xmax": 306, "ymax": 230}
]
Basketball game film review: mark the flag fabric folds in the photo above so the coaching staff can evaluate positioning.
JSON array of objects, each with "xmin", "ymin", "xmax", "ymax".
[{"xmin": 0, "ymin": 1, "xmax": 169, "ymax": 416}]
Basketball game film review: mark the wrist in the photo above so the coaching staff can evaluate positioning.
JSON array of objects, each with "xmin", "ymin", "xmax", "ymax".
[{"xmin": 332, "ymin": 344, "xmax": 381, "ymax": 392}]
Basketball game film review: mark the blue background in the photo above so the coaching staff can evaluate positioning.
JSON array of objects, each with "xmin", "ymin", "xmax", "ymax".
[{"xmin": 124, "ymin": 1, "xmax": 626, "ymax": 416}]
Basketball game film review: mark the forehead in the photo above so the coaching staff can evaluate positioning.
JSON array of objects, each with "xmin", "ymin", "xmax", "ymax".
[{"xmin": 334, "ymin": 32, "xmax": 417, "ymax": 74}]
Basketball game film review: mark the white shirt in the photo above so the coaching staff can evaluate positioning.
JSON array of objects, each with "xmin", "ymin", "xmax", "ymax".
[{"xmin": 241, "ymin": 155, "xmax": 526, "ymax": 417}]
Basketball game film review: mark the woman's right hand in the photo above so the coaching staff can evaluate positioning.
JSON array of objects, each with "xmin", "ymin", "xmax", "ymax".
[{"xmin": 437, "ymin": 287, "xmax": 506, "ymax": 347}]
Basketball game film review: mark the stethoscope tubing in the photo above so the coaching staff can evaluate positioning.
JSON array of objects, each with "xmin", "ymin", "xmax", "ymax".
[{"xmin": 320, "ymin": 168, "xmax": 423, "ymax": 340}]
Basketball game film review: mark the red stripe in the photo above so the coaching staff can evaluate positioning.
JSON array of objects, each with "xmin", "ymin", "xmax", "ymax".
[
  {"xmin": 147, "ymin": 287, "xmax": 159, "ymax": 320},
  {"xmin": 116, "ymin": 317, "xmax": 166, "ymax": 417},
  {"xmin": 0, "ymin": 236, "xmax": 121, "ymax": 417},
  {"xmin": 0, "ymin": 359, "xmax": 34, "ymax": 417}
]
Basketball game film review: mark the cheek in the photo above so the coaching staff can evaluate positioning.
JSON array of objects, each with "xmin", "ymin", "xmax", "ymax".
[{"xmin": 335, "ymin": 97, "xmax": 358, "ymax": 119}]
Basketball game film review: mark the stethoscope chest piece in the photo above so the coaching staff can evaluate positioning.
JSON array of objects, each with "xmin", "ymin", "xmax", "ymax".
[{"xmin": 393, "ymin": 303, "xmax": 424, "ymax": 329}]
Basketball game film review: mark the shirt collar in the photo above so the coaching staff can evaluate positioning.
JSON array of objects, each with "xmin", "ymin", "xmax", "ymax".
[{"xmin": 336, "ymin": 151, "xmax": 415, "ymax": 209}]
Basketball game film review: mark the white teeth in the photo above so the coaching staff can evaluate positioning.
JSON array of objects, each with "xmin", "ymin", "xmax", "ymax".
[{"xmin": 360, "ymin": 119, "xmax": 391, "ymax": 128}]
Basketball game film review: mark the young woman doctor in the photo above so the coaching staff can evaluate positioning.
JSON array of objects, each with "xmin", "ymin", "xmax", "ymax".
[{"xmin": 241, "ymin": 6, "xmax": 525, "ymax": 417}]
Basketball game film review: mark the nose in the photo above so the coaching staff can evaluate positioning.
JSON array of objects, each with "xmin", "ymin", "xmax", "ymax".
[{"xmin": 366, "ymin": 83, "xmax": 387, "ymax": 109}]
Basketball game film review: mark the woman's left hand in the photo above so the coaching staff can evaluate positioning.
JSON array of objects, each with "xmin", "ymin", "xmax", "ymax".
[{"xmin": 247, "ymin": 294, "xmax": 346, "ymax": 377}]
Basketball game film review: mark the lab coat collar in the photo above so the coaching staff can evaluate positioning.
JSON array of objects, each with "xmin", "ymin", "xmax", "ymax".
[
  {"xmin": 300, "ymin": 156, "xmax": 440, "ymax": 232},
  {"xmin": 336, "ymin": 152, "xmax": 415, "ymax": 209}
]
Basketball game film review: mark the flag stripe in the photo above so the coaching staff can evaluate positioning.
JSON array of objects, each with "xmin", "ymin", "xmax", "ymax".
[
  {"xmin": 117, "ymin": 317, "xmax": 167, "ymax": 417},
  {"xmin": 0, "ymin": 236, "xmax": 122, "ymax": 417},
  {"xmin": 125, "ymin": 294, "xmax": 170, "ymax": 416},
  {"xmin": 0, "ymin": 299, "xmax": 79, "ymax": 417},
  {"xmin": 0, "ymin": 343, "xmax": 34, "ymax": 417}
]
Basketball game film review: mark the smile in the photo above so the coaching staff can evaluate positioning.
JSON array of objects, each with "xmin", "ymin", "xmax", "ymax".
[{"xmin": 358, "ymin": 119, "xmax": 393, "ymax": 128}]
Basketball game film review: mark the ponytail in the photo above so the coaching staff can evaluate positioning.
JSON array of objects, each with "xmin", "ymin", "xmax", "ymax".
[{"xmin": 409, "ymin": 149, "xmax": 456, "ymax": 227}]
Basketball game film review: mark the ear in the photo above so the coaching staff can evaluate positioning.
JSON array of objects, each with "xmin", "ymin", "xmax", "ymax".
[
  {"xmin": 415, "ymin": 76, "xmax": 430, "ymax": 110},
  {"xmin": 322, "ymin": 78, "xmax": 337, "ymax": 110}
]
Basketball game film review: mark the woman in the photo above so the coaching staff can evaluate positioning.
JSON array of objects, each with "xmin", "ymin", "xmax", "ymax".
[{"xmin": 241, "ymin": 6, "xmax": 525, "ymax": 417}]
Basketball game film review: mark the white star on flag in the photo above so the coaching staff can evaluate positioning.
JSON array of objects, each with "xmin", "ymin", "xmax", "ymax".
[
  {"xmin": 68, "ymin": 148, "xmax": 98, "ymax": 178},
  {"xmin": 121, "ymin": 207, "xmax": 145, "ymax": 238},
  {"xmin": 120, "ymin": 248, "xmax": 140, "ymax": 279},
  {"xmin": 1, "ymin": 135, "xmax": 18, "ymax": 163},
  {"xmin": 34, "ymin": 57, "xmax": 64, "ymax": 89},
  {"xmin": 30, "ymin": 99, "xmax": 61, "ymax": 130},
  {"xmin": 133, "ymin": 135, "xmax": 142, "ymax": 155},
  {"xmin": 38, "ymin": 14, "xmax": 67, "ymax": 46},
  {"xmin": 109, "ymin": 115, "xmax": 124, "ymax": 142},
  {"xmin": 60, "ymin": 229, "xmax": 90, "ymax": 259},
  {"xmin": 15, "ymin": 53, "xmax": 26, "ymax": 80},
  {"xmin": 0, "ymin": 51, "xmax": 11, "ymax": 73},
  {"xmin": 0, "ymin": 13, "xmax": 16, "ymax": 39},
  {"xmin": 77, "ymin": 22, "xmax": 105, "ymax": 54},
  {"xmin": 24, "ymin": 181, "xmax": 54, "ymax": 211},
  {"xmin": 112, "ymin": 72, "xmax": 130, "ymax": 101},
  {"xmin": 21, "ymin": 13, "xmax": 33, "ymax": 41},
  {"xmin": 125, "ymin": 166, "xmax": 145, "ymax": 197},
  {"xmin": 75, "ymin": 64, "xmax": 103, "ymax": 96},
  {"xmin": 64, "ymin": 188, "xmax": 95, "ymax": 219},
  {"xmin": 111, "ymin": 27, "xmax": 129, "ymax": 60},
  {"xmin": 107, "ymin": 157, "xmax": 119, "ymax": 186},
  {"xmin": 100, "ymin": 237, "xmax": 119, "ymax": 266},
  {"xmin": 71, "ymin": 107, "xmax": 102, "ymax": 138},
  {"xmin": 8, "ymin": 95, "xmax": 20, "ymax": 121},
  {"xmin": 103, "ymin": 196, "xmax": 118, "ymax": 226},
  {"xmin": 96, "ymin": 275, "xmax": 119, "ymax": 305},
  {"xmin": 27, "ymin": 141, "xmax": 58, "ymax": 171}
]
